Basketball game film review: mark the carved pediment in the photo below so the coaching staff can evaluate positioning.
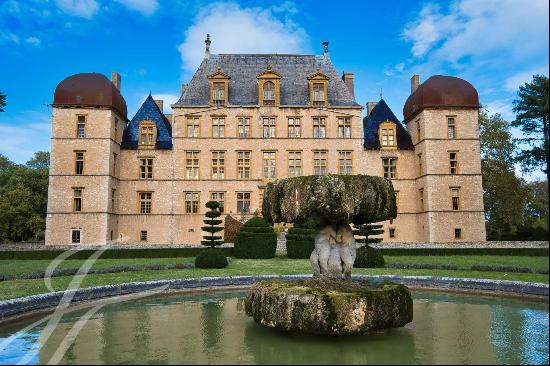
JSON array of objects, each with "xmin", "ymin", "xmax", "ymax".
[{"xmin": 307, "ymin": 69, "xmax": 329, "ymax": 81}]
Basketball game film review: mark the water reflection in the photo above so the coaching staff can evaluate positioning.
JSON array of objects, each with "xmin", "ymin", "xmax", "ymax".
[{"xmin": 0, "ymin": 291, "xmax": 547, "ymax": 365}]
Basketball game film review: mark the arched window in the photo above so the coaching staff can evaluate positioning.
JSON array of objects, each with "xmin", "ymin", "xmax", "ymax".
[
  {"xmin": 139, "ymin": 120, "xmax": 156, "ymax": 148},
  {"xmin": 379, "ymin": 121, "xmax": 397, "ymax": 149},
  {"xmin": 263, "ymin": 81, "xmax": 275, "ymax": 106}
]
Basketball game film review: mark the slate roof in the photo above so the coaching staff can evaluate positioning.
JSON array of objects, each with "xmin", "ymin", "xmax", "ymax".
[
  {"xmin": 363, "ymin": 99, "xmax": 414, "ymax": 150},
  {"xmin": 175, "ymin": 54, "xmax": 359, "ymax": 107},
  {"xmin": 121, "ymin": 94, "xmax": 173, "ymax": 149}
]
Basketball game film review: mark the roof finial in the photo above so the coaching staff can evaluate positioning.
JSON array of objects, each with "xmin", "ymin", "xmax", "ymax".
[
  {"xmin": 205, "ymin": 34, "xmax": 211, "ymax": 60},
  {"xmin": 322, "ymin": 41, "xmax": 329, "ymax": 54},
  {"xmin": 380, "ymin": 88, "xmax": 383, "ymax": 99}
]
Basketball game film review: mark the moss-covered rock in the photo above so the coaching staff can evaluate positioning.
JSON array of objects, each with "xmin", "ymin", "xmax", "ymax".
[
  {"xmin": 244, "ymin": 278, "xmax": 413, "ymax": 335},
  {"xmin": 262, "ymin": 175, "xmax": 397, "ymax": 225}
]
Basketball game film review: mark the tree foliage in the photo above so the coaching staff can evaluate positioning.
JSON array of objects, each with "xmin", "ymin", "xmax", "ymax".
[
  {"xmin": 0, "ymin": 152, "xmax": 49, "ymax": 242},
  {"xmin": 512, "ymin": 74, "xmax": 549, "ymax": 181},
  {"xmin": 0, "ymin": 90, "xmax": 5, "ymax": 112},
  {"xmin": 200, "ymin": 200, "xmax": 224, "ymax": 248}
]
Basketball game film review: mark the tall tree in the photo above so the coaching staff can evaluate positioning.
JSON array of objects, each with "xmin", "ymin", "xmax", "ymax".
[
  {"xmin": 512, "ymin": 74, "xmax": 549, "ymax": 183},
  {"xmin": 0, "ymin": 90, "xmax": 5, "ymax": 112}
]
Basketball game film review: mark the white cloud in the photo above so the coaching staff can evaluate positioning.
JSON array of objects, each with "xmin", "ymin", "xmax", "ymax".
[
  {"xmin": 0, "ymin": 110, "xmax": 51, "ymax": 164},
  {"xmin": 485, "ymin": 99, "xmax": 515, "ymax": 121},
  {"xmin": 26, "ymin": 36, "xmax": 41, "ymax": 46},
  {"xmin": 0, "ymin": 31, "xmax": 20, "ymax": 44},
  {"xmin": 504, "ymin": 67, "xmax": 549, "ymax": 91},
  {"xmin": 403, "ymin": 0, "xmax": 549, "ymax": 64},
  {"xmin": 114, "ymin": 0, "xmax": 159, "ymax": 16},
  {"xmin": 55, "ymin": 0, "xmax": 99, "ymax": 19},
  {"xmin": 178, "ymin": 2, "xmax": 310, "ymax": 73}
]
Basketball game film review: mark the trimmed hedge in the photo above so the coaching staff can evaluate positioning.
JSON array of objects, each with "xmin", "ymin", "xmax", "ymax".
[
  {"xmin": 377, "ymin": 247, "xmax": 548, "ymax": 257},
  {"xmin": 471, "ymin": 264, "xmax": 549, "ymax": 274},
  {"xmin": 233, "ymin": 217, "xmax": 277, "ymax": 259},
  {"xmin": 354, "ymin": 246, "xmax": 385, "ymax": 268},
  {"xmin": 286, "ymin": 219, "xmax": 316, "ymax": 259},
  {"xmin": 195, "ymin": 249, "xmax": 228, "ymax": 268},
  {"xmin": 387, "ymin": 262, "xmax": 459, "ymax": 270},
  {"xmin": 0, "ymin": 247, "xmax": 233, "ymax": 260}
]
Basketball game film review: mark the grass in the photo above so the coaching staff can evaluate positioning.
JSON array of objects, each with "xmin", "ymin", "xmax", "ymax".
[
  {"xmin": 0, "ymin": 256, "xmax": 548, "ymax": 301},
  {"xmin": 384, "ymin": 255, "xmax": 550, "ymax": 270}
]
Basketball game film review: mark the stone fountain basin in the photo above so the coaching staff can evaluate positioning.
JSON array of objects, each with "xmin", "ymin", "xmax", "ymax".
[{"xmin": 244, "ymin": 278, "xmax": 413, "ymax": 336}]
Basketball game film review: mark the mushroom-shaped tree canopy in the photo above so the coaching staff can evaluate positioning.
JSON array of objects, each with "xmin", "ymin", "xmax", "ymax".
[{"xmin": 262, "ymin": 175, "xmax": 397, "ymax": 225}]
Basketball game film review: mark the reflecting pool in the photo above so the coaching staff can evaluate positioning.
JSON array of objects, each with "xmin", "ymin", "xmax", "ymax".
[{"xmin": 0, "ymin": 290, "xmax": 548, "ymax": 365}]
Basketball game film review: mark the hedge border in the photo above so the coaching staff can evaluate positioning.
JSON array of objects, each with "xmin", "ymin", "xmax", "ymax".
[
  {"xmin": 378, "ymin": 247, "xmax": 548, "ymax": 256},
  {"xmin": 0, "ymin": 275, "xmax": 547, "ymax": 323}
]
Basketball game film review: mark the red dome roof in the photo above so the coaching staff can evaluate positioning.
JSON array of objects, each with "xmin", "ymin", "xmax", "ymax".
[
  {"xmin": 53, "ymin": 73, "xmax": 127, "ymax": 118},
  {"xmin": 403, "ymin": 75, "xmax": 479, "ymax": 122}
]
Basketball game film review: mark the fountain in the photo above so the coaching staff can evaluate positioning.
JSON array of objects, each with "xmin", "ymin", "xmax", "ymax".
[{"xmin": 244, "ymin": 174, "xmax": 413, "ymax": 335}]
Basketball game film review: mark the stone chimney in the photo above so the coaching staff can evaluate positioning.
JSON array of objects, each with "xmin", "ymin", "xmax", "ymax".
[
  {"xmin": 181, "ymin": 83, "xmax": 188, "ymax": 95},
  {"xmin": 367, "ymin": 102, "xmax": 377, "ymax": 115},
  {"xmin": 322, "ymin": 41, "xmax": 330, "ymax": 61},
  {"xmin": 204, "ymin": 34, "xmax": 211, "ymax": 60},
  {"xmin": 154, "ymin": 99, "xmax": 163, "ymax": 112},
  {"xmin": 411, "ymin": 74, "xmax": 420, "ymax": 94},
  {"xmin": 342, "ymin": 72, "xmax": 354, "ymax": 98},
  {"xmin": 111, "ymin": 71, "xmax": 121, "ymax": 90}
]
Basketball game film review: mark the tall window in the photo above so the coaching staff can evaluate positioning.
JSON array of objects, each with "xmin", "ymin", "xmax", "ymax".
[
  {"xmin": 451, "ymin": 188, "xmax": 461, "ymax": 210},
  {"xmin": 113, "ymin": 153, "xmax": 118, "ymax": 176},
  {"xmin": 139, "ymin": 121, "xmax": 156, "ymax": 147},
  {"xmin": 447, "ymin": 117, "xmax": 456, "ymax": 139},
  {"xmin": 416, "ymin": 120, "xmax": 421, "ymax": 142},
  {"xmin": 114, "ymin": 117, "xmax": 118, "ymax": 138},
  {"xmin": 338, "ymin": 117, "xmax": 351, "ymax": 138},
  {"xmin": 380, "ymin": 122, "xmax": 396, "ymax": 148},
  {"xmin": 449, "ymin": 152, "xmax": 459, "ymax": 174},
  {"xmin": 313, "ymin": 117, "xmax": 326, "ymax": 138},
  {"xmin": 288, "ymin": 117, "xmax": 301, "ymax": 138},
  {"xmin": 313, "ymin": 83, "xmax": 325, "ymax": 106},
  {"xmin": 211, "ymin": 151, "xmax": 225, "ymax": 179},
  {"xmin": 212, "ymin": 117, "xmax": 225, "ymax": 138},
  {"xmin": 418, "ymin": 153, "xmax": 423, "ymax": 176},
  {"xmin": 313, "ymin": 151, "xmax": 327, "ymax": 175},
  {"xmin": 187, "ymin": 117, "xmax": 200, "ymax": 138},
  {"xmin": 262, "ymin": 117, "xmax": 276, "ymax": 138},
  {"xmin": 185, "ymin": 151, "xmax": 200, "ymax": 179},
  {"xmin": 237, "ymin": 192, "xmax": 251, "ymax": 214},
  {"xmin": 139, "ymin": 192, "xmax": 152, "ymax": 214},
  {"xmin": 76, "ymin": 115, "xmax": 86, "ymax": 138},
  {"xmin": 184, "ymin": 192, "xmax": 200, "ymax": 213},
  {"xmin": 237, "ymin": 151, "xmax": 251, "ymax": 179},
  {"xmin": 389, "ymin": 228, "xmax": 396, "ymax": 238},
  {"xmin": 75, "ymin": 151, "xmax": 84, "ymax": 175},
  {"xmin": 210, "ymin": 192, "xmax": 225, "ymax": 213},
  {"xmin": 140, "ymin": 230, "xmax": 148, "ymax": 241},
  {"xmin": 455, "ymin": 228, "xmax": 462, "ymax": 239},
  {"xmin": 263, "ymin": 81, "xmax": 275, "ymax": 106},
  {"xmin": 382, "ymin": 158, "xmax": 397, "ymax": 179},
  {"xmin": 338, "ymin": 151, "xmax": 352, "ymax": 175},
  {"xmin": 238, "ymin": 117, "xmax": 250, "ymax": 138},
  {"xmin": 111, "ymin": 188, "xmax": 116, "ymax": 212},
  {"xmin": 263, "ymin": 151, "xmax": 276, "ymax": 178},
  {"xmin": 288, "ymin": 151, "xmax": 302, "ymax": 177},
  {"xmin": 139, "ymin": 158, "xmax": 153, "ymax": 179},
  {"xmin": 71, "ymin": 229, "xmax": 81, "ymax": 244},
  {"xmin": 213, "ymin": 82, "xmax": 225, "ymax": 105},
  {"xmin": 419, "ymin": 188, "xmax": 424, "ymax": 210},
  {"xmin": 73, "ymin": 189, "xmax": 82, "ymax": 212}
]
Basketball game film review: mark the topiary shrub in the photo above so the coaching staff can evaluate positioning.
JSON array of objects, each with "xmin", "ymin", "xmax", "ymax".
[
  {"xmin": 286, "ymin": 218, "xmax": 316, "ymax": 259},
  {"xmin": 201, "ymin": 201, "xmax": 224, "ymax": 248},
  {"xmin": 224, "ymin": 214, "xmax": 244, "ymax": 243},
  {"xmin": 354, "ymin": 246, "xmax": 385, "ymax": 268},
  {"xmin": 234, "ymin": 216, "xmax": 277, "ymax": 259},
  {"xmin": 195, "ymin": 249, "xmax": 228, "ymax": 268},
  {"xmin": 353, "ymin": 222, "xmax": 384, "ymax": 246}
]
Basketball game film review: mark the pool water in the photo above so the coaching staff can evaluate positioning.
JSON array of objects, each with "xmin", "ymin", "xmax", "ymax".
[{"xmin": 0, "ymin": 290, "xmax": 548, "ymax": 365}]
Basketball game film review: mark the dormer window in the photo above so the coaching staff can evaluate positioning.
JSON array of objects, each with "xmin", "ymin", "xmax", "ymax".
[
  {"xmin": 263, "ymin": 81, "xmax": 275, "ymax": 105},
  {"xmin": 379, "ymin": 121, "xmax": 397, "ymax": 149},
  {"xmin": 313, "ymin": 84, "xmax": 325, "ymax": 105},
  {"xmin": 257, "ymin": 66, "xmax": 281, "ymax": 106},
  {"xmin": 139, "ymin": 120, "xmax": 156, "ymax": 149},
  {"xmin": 207, "ymin": 69, "xmax": 230, "ymax": 106},
  {"xmin": 308, "ymin": 70, "xmax": 329, "ymax": 107}
]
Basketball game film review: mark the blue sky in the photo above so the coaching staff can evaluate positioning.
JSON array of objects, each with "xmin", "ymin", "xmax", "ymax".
[{"xmin": 0, "ymin": 0, "xmax": 548, "ymax": 178}]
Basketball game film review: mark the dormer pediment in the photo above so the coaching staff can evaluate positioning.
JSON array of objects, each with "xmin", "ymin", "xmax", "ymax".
[
  {"xmin": 257, "ymin": 66, "xmax": 281, "ymax": 80},
  {"xmin": 307, "ymin": 69, "xmax": 329, "ymax": 81},
  {"xmin": 207, "ymin": 69, "xmax": 231, "ymax": 80}
]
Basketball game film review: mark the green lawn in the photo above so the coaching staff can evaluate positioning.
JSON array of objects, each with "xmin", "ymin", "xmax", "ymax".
[{"xmin": 0, "ymin": 256, "xmax": 548, "ymax": 301}]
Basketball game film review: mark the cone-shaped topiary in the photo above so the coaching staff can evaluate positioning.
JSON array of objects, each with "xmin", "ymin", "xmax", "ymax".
[
  {"xmin": 353, "ymin": 221, "xmax": 385, "ymax": 268},
  {"xmin": 286, "ymin": 218, "xmax": 316, "ymax": 259},
  {"xmin": 234, "ymin": 216, "xmax": 277, "ymax": 259},
  {"xmin": 201, "ymin": 201, "xmax": 224, "ymax": 248},
  {"xmin": 353, "ymin": 223, "xmax": 384, "ymax": 246}
]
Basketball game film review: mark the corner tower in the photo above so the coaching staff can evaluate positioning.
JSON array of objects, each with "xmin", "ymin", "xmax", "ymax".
[
  {"xmin": 45, "ymin": 72, "xmax": 127, "ymax": 245},
  {"xmin": 404, "ymin": 75, "xmax": 486, "ymax": 242}
]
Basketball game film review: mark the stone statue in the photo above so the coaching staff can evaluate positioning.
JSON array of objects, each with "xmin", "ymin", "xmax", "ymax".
[{"xmin": 311, "ymin": 223, "xmax": 356, "ymax": 280}]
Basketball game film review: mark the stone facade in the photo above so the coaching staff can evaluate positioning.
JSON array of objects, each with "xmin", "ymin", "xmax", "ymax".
[{"xmin": 45, "ymin": 41, "xmax": 486, "ymax": 246}]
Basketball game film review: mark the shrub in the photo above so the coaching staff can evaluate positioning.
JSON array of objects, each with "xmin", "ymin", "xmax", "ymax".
[
  {"xmin": 201, "ymin": 201, "xmax": 224, "ymax": 248},
  {"xmin": 387, "ymin": 262, "xmax": 459, "ymax": 270},
  {"xmin": 353, "ymin": 222, "xmax": 384, "ymax": 246},
  {"xmin": 224, "ymin": 215, "xmax": 244, "ymax": 243},
  {"xmin": 195, "ymin": 249, "xmax": 228, "ymax": 268},
  {"xmin": 286, "ymin": 219, "xmax": 316, "ymax": 259},
  {"xmin": 234, "ymin": 216, "xmax": 277, "ymax": 259},
  {"xmin": 354, "ymin": 246, "xmax": 385, "ymax": 268}
]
